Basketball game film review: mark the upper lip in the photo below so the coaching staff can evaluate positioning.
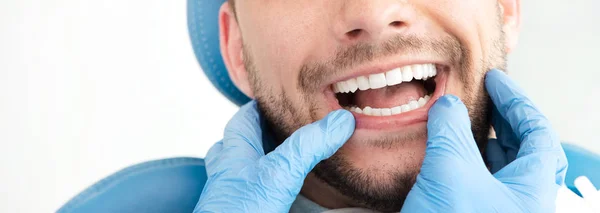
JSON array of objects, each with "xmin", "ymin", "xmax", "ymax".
[{"xmin": 323, "ymin": 57, "xmax": 449, "ymax": 91}]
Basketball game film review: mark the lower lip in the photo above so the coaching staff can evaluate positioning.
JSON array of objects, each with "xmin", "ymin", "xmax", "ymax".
[{"xmin": 332, "ymin": 71, "xmax": 448, "ymax": 131}]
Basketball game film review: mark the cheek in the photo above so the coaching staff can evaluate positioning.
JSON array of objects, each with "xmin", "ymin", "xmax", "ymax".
[
  {"xmin": 242, "ymin": 24, "xmax": 338, "ymax": 122},
  {"xmin": 424, "ymin": 1, "xmax": 498, "ymax": 97},
  {"xmin": 241, "ymin": 1, "xmax": 338, "ymax": 96}
]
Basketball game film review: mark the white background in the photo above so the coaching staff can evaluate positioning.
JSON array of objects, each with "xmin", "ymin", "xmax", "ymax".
[{"xmin": 0, "ymin": 0, "xmax": 598, "ymax": 212}]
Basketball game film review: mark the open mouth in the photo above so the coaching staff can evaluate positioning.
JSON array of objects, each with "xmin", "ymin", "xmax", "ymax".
[{"xmin": 332, "ymin": 63, "xmax": 443, "ymax": 117}]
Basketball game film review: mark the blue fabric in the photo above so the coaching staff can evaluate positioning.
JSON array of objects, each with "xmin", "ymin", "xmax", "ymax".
[
  {"xmin": 289, "ymin": 194, "xmax": 330, "ymax": 213},
  {"xmin": 187, "ymin": 0, "xmax": 251, "ymax": 106},
  {"xmin": 57, "ymin": 158, "xmax": 207, "ymax": 213}
]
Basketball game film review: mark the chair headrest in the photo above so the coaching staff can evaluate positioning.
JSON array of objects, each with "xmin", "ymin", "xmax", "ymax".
[{"xmin": 187, "ymin": 0, "xmax": 250, "ymax": 106}]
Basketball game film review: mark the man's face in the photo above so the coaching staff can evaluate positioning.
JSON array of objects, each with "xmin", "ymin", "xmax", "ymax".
[{"xmin": 220, "ymin": 0, "xmax": 518, "ymax": 211}]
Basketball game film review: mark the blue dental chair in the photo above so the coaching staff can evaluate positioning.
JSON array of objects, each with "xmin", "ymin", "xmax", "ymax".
[{"xmin": 56, "ymin": 1, "xmax": 600, "ymax": 212}]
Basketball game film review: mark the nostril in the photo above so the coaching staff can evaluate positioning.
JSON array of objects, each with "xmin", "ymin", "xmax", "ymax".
[
  {"xmin": 389, "ymin": 21, "xmax": 405, "ymax": 28},
  {"xmin": 345, "ymin": 29, "xmax": 363, "ymax": 39}
]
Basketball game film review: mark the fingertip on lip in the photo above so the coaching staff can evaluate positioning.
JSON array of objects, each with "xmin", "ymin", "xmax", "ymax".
[
  {"xmin": 441, "ymin": 94, "xmax": 460, "ymax": 102},
  {"xmin": 324, "ymin": 109, "xmax": 356, "ymax": 133},
  {"xmin": 330, "ymin": 108, "xmax": 355, "ymax": 121}
]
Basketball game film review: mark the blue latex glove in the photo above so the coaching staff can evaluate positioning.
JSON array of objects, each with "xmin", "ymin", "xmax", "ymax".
[
  {"xmin": 193, "ymin": 101, "xmax": 355, "ymax": 212},
  {"xmin": 401, "ymin": 69, "xmax": 568, "ymax": 212}
]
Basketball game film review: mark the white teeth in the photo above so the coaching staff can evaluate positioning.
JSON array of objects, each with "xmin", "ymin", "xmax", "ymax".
[
  {"xmin": 363, "ymin": 106, "xmax": 373, "ymax": 115},
  {"xmin": 409, "ymin": 100, "xmax": 419, "ymax": 110},
  {"xmin": 335, "ymin": 82, "xmax": 342, "ymax": 93},
  {"xmin": 368, "ymin": 73, "xmax": 387, "ymax": 89},
  {"xmin": 338, "ymin": 81, "xmax": 348, "ymax": 93},
  {"xmin": 385, "ymin": 68, "xmax": 403, "ymax": 86},
  {"xmin": 333, "ymin": 63, "xmax": 438, "ymax": 93},
  {"xmin": 401, "ymin": 104, "xmax": 411, "ymax": 113},
  {"xmin": 391, "ymin": 106, "xmax": 402, "ymax": 115},
  {"xmin": 413, "ymin": 65, "xmax": 424, "ymax": 80},
  {"xmin": 348, "ymin": 93, "xmax": 433, "ymax": 116},
  {"xmin": 425, "ymin": 64, "xmax": 432, "ymax": 78},
  {"xmin": 381, "ymin": 108, "xmax": 392, "ymax": 116},
  {"xmin": 371, "ymin": 108, "xmax": 382, "ymax": 116},
  {"xmin": 402, "ymin": 66, "xmax": 414, "ymax": 82},
  {"xmin": 346, "ymin": 78, "xmax": 358, "ymax": 93},
  {"xmin": 354, "ymin": 107, "xmax": 363, "ymax": 113},
  {"xmin": 418, "ymin": 97, "xmax": 427, "ymax": 107},
  {"xmin": 356, "ymin": 76, "xmax": 370, "ymax": 91}
]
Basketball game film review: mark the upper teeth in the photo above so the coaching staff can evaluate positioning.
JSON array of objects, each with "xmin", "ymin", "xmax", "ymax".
[{"xmin": 333, "ymin": 64, "xmax": 437, "ymax": 93}]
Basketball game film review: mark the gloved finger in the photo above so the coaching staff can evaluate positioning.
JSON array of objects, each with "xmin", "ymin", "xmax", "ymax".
[
  {"xmin": 258, "ymin": 109, "xmax": 355, "ymax": 190},
  {"xmin": 486, "ymin": 69, "xmax": 567, "ymax": 185},
  {"xmin": 491, "ymin": 95, "xmax": 520, "ymax": 164},
  {"xmin": 485, "ymin": 69, "xmax": 563, "ymax": 162},
  {"xmin": 423, "ymin": 95, "xmax": 485, "ymax": 174},
  {"xmin": 220, "ymin": 101, "xmax": 266, "ymax": 163}
]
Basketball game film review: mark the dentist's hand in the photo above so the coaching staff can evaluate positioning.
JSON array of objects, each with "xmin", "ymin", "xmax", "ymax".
[
  {"xmin": 401, "ymin": 69, "xmax": 568, "ymax": 212},
  {"xmin": 193, "ymin": 101, "xmax": 355, "ymax": 213}
]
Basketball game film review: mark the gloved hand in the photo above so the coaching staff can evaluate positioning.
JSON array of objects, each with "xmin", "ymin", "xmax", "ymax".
[
  {"xmin": 401, "ymin": 69, "xmax": 568, "ymax": 212},
  {"xmin": 193, "ymin": 101, "xmax": 355, "ymax": 212}
]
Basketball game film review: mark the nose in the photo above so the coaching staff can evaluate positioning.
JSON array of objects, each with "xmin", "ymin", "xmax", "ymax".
[{"xmin": 334, "ymin": 1, "xmax": 413, "ymax": 43}]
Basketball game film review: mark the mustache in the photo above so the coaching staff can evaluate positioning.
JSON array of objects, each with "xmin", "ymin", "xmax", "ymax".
[{"xmin": 298, "ymin": 34, "xmax": 465, "ymax": 93}]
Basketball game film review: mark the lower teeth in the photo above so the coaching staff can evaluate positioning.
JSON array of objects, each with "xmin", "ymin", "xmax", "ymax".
[{"xmin": 346, "ymin": 94, "xmax": 431, "ymax": 116}]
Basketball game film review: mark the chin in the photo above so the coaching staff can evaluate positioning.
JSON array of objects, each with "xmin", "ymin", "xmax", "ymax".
[
  {"xmin": 337, "ymin": 124, "xmax": 428, "ymax": 178},
  {"xmin": 311, "ymin": 128, "xmax": 426, "ymax": 212}
]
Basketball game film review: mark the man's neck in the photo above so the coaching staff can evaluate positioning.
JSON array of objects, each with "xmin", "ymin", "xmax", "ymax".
[{"xmin": 301, "ymin": 173, "xmax": 355, "ymax": 209}]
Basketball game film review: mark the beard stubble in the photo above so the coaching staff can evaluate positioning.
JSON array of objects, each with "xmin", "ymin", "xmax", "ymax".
[{"xmin": 244, "ymin": 27, "xmax": 506, "ymax": 212}]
